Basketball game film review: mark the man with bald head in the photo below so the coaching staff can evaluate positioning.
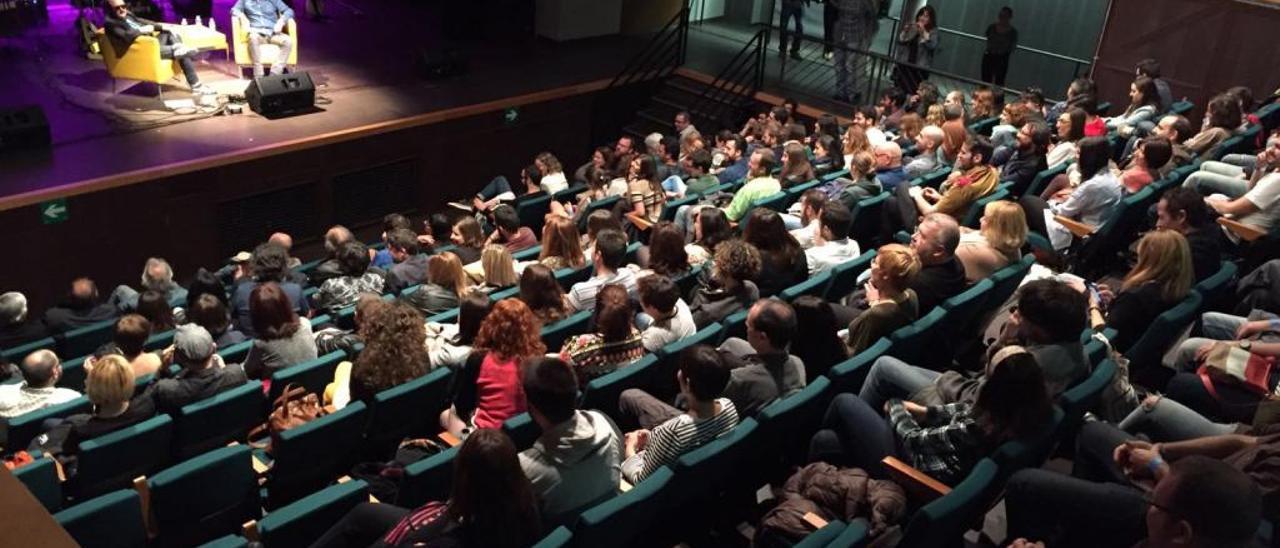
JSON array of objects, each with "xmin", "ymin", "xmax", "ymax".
[
  {"xmin": 0, "ymin": 291, "xmax": 49, "ymax": 349},
  {"xmin": 43, "ymin": 278, "xmax": 119, "ymax": 333},
  {"xmin": 110, "ymin": 257, "xmax": 187, "ymax": 312},
  {"xmin": 103, "ymin": 0, "xmax": 210, "ymax": 96},
  {"xmin": 873, "ymin": 141, "xmax": 909, "ymax": 191},
  {"xmin": 904, "ymin": 125, "xmax": 944, "ymax": 178},
  {"xmin": 309, "ymin": 225, "xmax": 357, "ymax": 285},
  {"xmin": 0, "ymin": 350, "xmax": 80, "ymax": 418},
  {"xmin": 718, "ymin": 298, "xmax": 806, "ymax": 417}
]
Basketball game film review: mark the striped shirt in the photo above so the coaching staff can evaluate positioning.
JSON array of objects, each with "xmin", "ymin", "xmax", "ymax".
[
  {"xmin": 625, "ymin": 398, "xmax": 739, "ymax": 482},
  {"xmin": 565, "ymin": 269, "xmax": 638, "ymax": 312}
]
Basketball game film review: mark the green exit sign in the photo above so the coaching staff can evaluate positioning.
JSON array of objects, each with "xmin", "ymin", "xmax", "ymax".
[
  {"xmin": 503, "ymin": 107, "xmax": 520, "ymax": 126},
  {"xmin": 40, "ymin": 198, "xmax": 68, "ymax": 225}
]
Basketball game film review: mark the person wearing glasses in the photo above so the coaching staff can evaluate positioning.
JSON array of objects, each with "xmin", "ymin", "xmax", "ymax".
[{"xmin": 103, "ymin": 0, "xmax": 212, "ymax": 96}]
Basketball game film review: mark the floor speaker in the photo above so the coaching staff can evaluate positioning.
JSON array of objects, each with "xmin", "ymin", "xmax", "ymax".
[
  {"xmin": 245, "ymin": 72, "xmax": 317, "ymax": 118},
  {"xmin": 0, "ymin": 105, "xmax": 51, "ymax": 152}
]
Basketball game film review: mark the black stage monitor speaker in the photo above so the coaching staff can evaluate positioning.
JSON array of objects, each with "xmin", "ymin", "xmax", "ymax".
[
  {"xmin": 245, "ymin": 72, "xmax": 316, "ymax": 118},
  {"xmin": 0, "ymin": 105, "xmax": 51, "ymax": 152}
]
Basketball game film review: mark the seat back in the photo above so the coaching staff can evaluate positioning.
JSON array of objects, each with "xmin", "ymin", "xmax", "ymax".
[
  {"xmin": 886, "ymin": 307, "xmax": 950, "ymax": 367},
  {"xmin": 517, "ymin": 193, "xmax": 553, "ymax": 235},
  {"xmin": 850, "ymin": 193, "xmax": 891, "ymax": 248},
  {"xmin": 669, "ymin": 419, "xmax": 759, "ymax": 507},
  {"xmin": 1060, "ymin": 359, "xmax": 1116, "ymax": 431},
  {"xmin": 398, "ymin": 446, "xmax": 458, "ymax": 507},
  {"xmin": 4, "ymin": 396, "xmax": 93, "ymax": 453},
  {"xmin": 961, "ymin": 188, "xmax": 1010, "ymax": 229},
  {"xmin": 58, "ymin": 356, "xmax": 90, "ymax": 392},
  {"xmin": 826, "ymin": 518, "xmax": 871, "ymax": 548},
  {"xmin": 794, "ymin": 520, "xmax": 850, "ymax": 548},
  {"xmin": 920, "ymin": 168, "xmax": 951, "ymax": 189},
  {"xmin": 752, "ymin": 191, "xmax": 789, "ymax": 213},
  {"xmin": 256, "ymin": 480, "xmax": 370, "ymax": 547},
  {"xmin": 573, "ymin": 466, "xmax": 675, "ymax": 548},
  {"xmin": 513, "ymin": 244, "xmax": 543, "ymax": 261},
  {"xmin": 990, "ymin": 406, "xmax": 1065, "ymax": 480},
  {"xmin": 73, "ymin": 415, "xmax": 174, "ymax": 501},
  {"xmin": 582, "ymin": 195, "xmax": 622, "ymax": 219},
  {"xmin": 984, "ymin": 255, "xmax": 1035, "ymax": 318},
  {"xmin": 939, "ymin": 279, "xmax": 994, "ymax": 338},
  {"xmin": 57, "ymin": 320, "xmax": 116, "ymax": 362},
  {"xmin": 199, "ymin": 535, "xmax": 250, "ymax": 548},
  {"xmin": 897, "ymin": 458, "xmax": 1000, "ymax": 548},
  {"xmin": 719, "ymin": 310, "xmax": 748, "ymax": 342},
  {"xmin": 14, "ymin": 457, "xmax": 62, "ymax": 512},
  {"xmin": 148, "ymin": 445, "xmax": 260, "ymax": 548},
  {"xmin": 554, "ymin": 265, "xmax": 593, "ymax": 291},
  {"xmin": 1022, "ymin": 162, "xmax": 1069, "ymax": 199},
  {"xmin": 828, "ymin": 338, "xmax": 892, "ymax": 394},
  {"xmin": 754, "ymin": 377, "xmax": 834, "ymax": 476},
  {"xmin": 779, "ymin": 269, "xmax": 833, "ymax": 301},
  {"xmin": 268, "ymin": 402, "xmax": 369, "ymax": 508},
  {"xmin": 1123, "ymin": 292, "xmax": 1203, "ymax": 372},
  {"xmin": 532, "ymin": 526, "xmax": 573, "ymax": 548},
  {"xmin": 825, "ymin": 251, "xmax": 877, "ymax": 302},
  {"xmin": 580, "ymin": 354, "xmax": 659, "ymax": 420},
  {"xmin": 0, "ymin": 336, "xmax": 55, "ymax": 363},
  {"xmin": 54, "ymin": 489, "xmax": 148, "ymax": 548},
  {"xmin": 268, "ymin": 351, "xmax": 347, "ymax": 402},
  {"xmin": 968, "ymin": 117, "xmax": 999, "ymax": 136},
  {"xmin": 1193, "ymin": 261, "xmax": 1237, "ymax": 310},
  {"xmin": 661, "ymin": 194, "xmax": 702, "ymax": 222},
  {"xmin": 218, "ymin": 340, "xmax": 255, "ymax": 365},
  {"xmin": 173, "ymin": 381, "xmax": 267, "ymax": 460},
  {"xmin": 650, "ymin": 324, "xmax": 723, "ymax": 401},
  {"xmin": 502, "ymin": 412, "xmax": 543, "ymax": 451},
  {"xmin": 366, "ymin": 368, "xmax": 453, "ymax": 458},
  {"xmin": 541, "ymin": 310, "xmax": 593, "ymax": 351}
]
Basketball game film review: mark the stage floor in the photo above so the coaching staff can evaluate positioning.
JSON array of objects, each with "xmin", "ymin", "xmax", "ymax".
[{"xmin": 0, "ymin": 0, "xmax": 647, "ymax": 208}]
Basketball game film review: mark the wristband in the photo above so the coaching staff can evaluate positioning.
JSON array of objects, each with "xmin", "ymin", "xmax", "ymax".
[
  {"xmin": 1147, "ymin": 446, "xmax": 1165, "ymax": 475},
  {"xmin": 1269, "ymin": 318, "xmax": 1280, "ymax": 332}
]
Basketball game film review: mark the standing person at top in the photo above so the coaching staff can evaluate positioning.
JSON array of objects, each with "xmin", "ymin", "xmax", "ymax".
[
  {"xmin": 982, "ymin": 7, "xmax": 1017, "ymax": 87},
  {"xmin": 831, "ymin": 0, "xmax": 880, "ymax": 104},
  {"xmin": 230, "ymin": 0, "xmax": 295, "ymax": 78},
  {"xmin": 777, "ymin": 0, "xmax": 808, "ymax": 61},
  {"xmin": 103, "ymin": 0, "xmax": 211, "ymax": 97},
  {"xmin": 892, "ymin": 6, "xmax": 938, "ymax": 94}
]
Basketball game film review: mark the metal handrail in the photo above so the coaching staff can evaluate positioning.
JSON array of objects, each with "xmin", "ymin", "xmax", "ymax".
[
  {"xmin": 883, "ymin": 14, "xmax": 1092, "ymax": 67},
  {"xmin": 608, "ymin": 6, "xmax": 691, "ymax": 89},
  {"xmin": 689, "ymin": 28, "xmax": 768, "ymax": 128}
]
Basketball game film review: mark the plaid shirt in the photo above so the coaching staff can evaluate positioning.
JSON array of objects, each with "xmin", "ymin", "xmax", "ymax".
[{"xmin": 888, "ymin": 400, "xmax": 985, "ymax": 486}]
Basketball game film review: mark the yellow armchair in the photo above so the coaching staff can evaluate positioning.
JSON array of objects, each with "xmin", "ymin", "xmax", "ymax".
[
  {"xmin": 96, "ymin": 30, "xmax": 178, "ymax": 96},
  {"xmin": 232, "ymin": 17, "xmax": 298, "ymax": 72}
]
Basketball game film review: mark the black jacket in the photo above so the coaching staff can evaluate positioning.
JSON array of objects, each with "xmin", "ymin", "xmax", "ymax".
[{"xmin": 103, "ymin": 13, "xmax": 158, "ymax": 55}]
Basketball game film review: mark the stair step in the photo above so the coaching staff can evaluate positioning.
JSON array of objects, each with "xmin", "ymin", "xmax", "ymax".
[{"xmin": 637, "ymin": 110, "xmax": 675, "ymax": 130}]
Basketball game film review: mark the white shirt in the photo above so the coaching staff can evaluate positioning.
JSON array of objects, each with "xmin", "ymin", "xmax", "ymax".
[
  {"xmin": 866, "ymin": 127, "xmax": 889, "ymax": 147},
  {"xmin": 641, "ymin": 299, "xmax": 697, "ymax": 351},
  {"xmin": 540, "ymin": 172, "xmax": 569, "ymax": 194},
  {"xmin": 0, "ymin": 383, "xmax": 82, "ymax": 419},
  {"xmin": 567, "ymin": 268, "xmax": 638, "ymax": 312},
  {"xmin": 790, "ymin": 219, "xmax": 820, "ymax": 249},
  {"xmin": 804, "ymin": 238, "xmax": 862, "ymax": 275},
  {"xmin": 1232, "ymin": 172, "xmax": 1280, "ymax": 242}
]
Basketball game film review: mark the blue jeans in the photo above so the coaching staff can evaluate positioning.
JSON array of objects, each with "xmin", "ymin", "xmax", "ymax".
[
  {"xmin": 857, "ymin": 356, "xmax": 941, "ymax": 411},
  {"xmin": 1118, "ymin": 396, "xmax": 1236, "ymax": 441},
  {"xmin": 1184, "ymin": 162, "xmax": 1249, "ymax": 198},
  {"xmin": 807, "ymin": 393, "xmax": 898, "ymax": 475},
  {"xmin": 1171, "ymin": 311, "xmax": 1249, "ymax": 370},
  {"xmin": 1004, "ymin": 467, "xmax": 1148, "ymax": 547}
]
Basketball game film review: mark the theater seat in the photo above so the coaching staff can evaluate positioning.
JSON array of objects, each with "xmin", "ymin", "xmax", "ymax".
[
  {"xmin": 1124, "ymin": 292, "xmax": 1203, "ymax": 389},
  {"xmin": 56, "ymin": 319, "xmax": 116, "ymax": 362},
  {"xmin": 652, "ymin": 324, "xmax": 723, "ymax": 401},
  {"xmin": 70, "ymin": 415, "xmax": 174, "ymax": 501},
  {"xmin": 533, "ymin": 526, "xmax": 573, "ymax": 548},
  {"xmin": 1021, "ymin": 163, "xmax": 1069, "ymax": 199},
  {"xmin": 825, "ymin": 251, "xmax": 877, "ymax": 303},
  {"xmin": 173, "ymin": 381, "xmax": 267, "ymax": 461},
  {"xmin": 0, "ymin": 336, "xmax": 55, "ymax": 364},
  {"xmin": 247, "ymin": 480, "xmax": 370, "ymax": 547},
  {"xmin": 398, "ymin": 446, "xmax": 458, "ymax": 507},
  {"xmin": 574, "ymin": 466, "xmax": 674, "ymax": 548},
  {"xmin": 886, "ymin": 307, "xmax": 950, "ymax": 369},
  {"xmin": 366, "ymin": 368, "xmax": 454, "ymax": 459},
  {"xmin": 268, "ymin": 351, "xmax": 347, "ymax": 402},
  {"xmin": 14, "ymin": 456, "xmax": 62, "ymax": 512},
  {"xmin": 780, "ymin": 269, "xmax": 833, "ymax": 301},
  {"xmin": 752, "ymin": 376, "xmax": 834, "ymax": 479},
  {"xmin": 4, "ymin": 396, "xmax": 92, "ymax": 452},
  {"xmin": 961, "ymin": 188, "xmax": 1010, "ymax": 229},
  {"xmin": 1059, "ymin": 359, "xmax": 1116, "ymax": 438},
  {"xmin": 896, "ymin": 458, "xmax": 1000, "ymax": 548},
  {"xmin": 1192, "ymin": 261, "xmax": 1237, "ymax": 311},
  {"xmin": 718, "ymin": 310, "xmax": 748, "ymax": 343},
  {"xmin": 146, "ymin": 445, "xmax": 261, "ymax": 548},
  {"xmin": 826, "ymin": 518, "xmax": 871, "ymax": 548},
  {"xmin": 265, "ymin": 401, "xmax": 369, "ymax": 509},
  {"xmin": 502, "ymin": 412, "xmax": 543, "ymax": 451},
  {"xmin": 198, "ymin": 535, "xmax": 250, "ymax": 548},
  {"xmin": 580, "ymin": 354, "xmax": 659, "ymax": 421},
  {"xmin": 541, "ymin": 310, "xmax": 592, "ymax": 351},
  {"xmin": 850, "ymin": 194, "xmax": 890, "ymax": 248},
  {"xmin": 828, "ymin": 337, "xmax": 891, "ymax": 395},
  {"xmin": 54, "ymin": 489, "xmax": 148, "ymax": 548}
]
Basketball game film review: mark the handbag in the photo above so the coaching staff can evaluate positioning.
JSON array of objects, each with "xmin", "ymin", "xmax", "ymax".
[
  {"xmin": 1197, "ymin": 342, "xmax": 1278, "ymax": 398},
  {"xmin": 249, "ymin": 383, "xmax": 326, "ymax": 454}
]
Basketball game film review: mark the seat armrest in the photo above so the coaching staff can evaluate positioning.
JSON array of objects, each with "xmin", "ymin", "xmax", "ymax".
[
  {"xmin": 1054, "ymin": 215, "xmax": 1096, "ymax": 238},
  {"xmin": 1218, "ymin": 217, "xmax": 1267, "ymax": 242},
  {"xmin": 882, "ymin": 456, "xmax": 951, "ymax": 503},
  {"xmin": 625, "ymin": 212, "xmax": 654, "ymax": 231}
]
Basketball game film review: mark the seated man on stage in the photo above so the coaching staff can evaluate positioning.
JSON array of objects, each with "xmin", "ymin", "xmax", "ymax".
[
  {"xmin": 231, "ymin": 0, "xmax": 295, "ymax": 78},
  {"xmin": 103, "ymin": 0, "xmax": 213, "ymax": 96}
]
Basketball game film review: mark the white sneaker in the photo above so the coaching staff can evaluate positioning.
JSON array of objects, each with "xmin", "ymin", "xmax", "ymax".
[
  {"xmin": 447, "ymin": 201, "xmax": 474, "ymax": 213},
  {"xmin": 192, "ymin": 83, "xmax": 216, "ymax": 95},
  {"xmin": 824, "ymin": 51, "xmax": 833, "ymax": 60}
]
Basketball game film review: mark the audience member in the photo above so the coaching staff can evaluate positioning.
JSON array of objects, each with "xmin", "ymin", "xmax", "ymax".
[
  {"xmin": 689, "ymin": 239, "xmax": 761, "ymax": 328},
  {"xmin": 0, "ymin": 349, "xmax": 79, "ymax": 418},
  {"xmin": 872, "ymin": 142, "xmax": 910, "ymax": 191},
  {"xmin": 1105, "ymin": 76, "xmax": 1161, "ymax": 136},
  {"xmin": 110, "ymin": 314, "xmax": 162, "ymax": 378},
  {"xmin": 956, "ymin": 201, "xmax": 1027, "ymax": 282},
  {"xmin": 1185, "ymin": 93, "xmax": 1242, "ymax": 158},
  {"xmin": 152, "ymin": 324, "xmax": 247, "ymax": 413},
  {"xmin": 626, "ymin": 155, "xmax": 666, "ymax": 225},
  {"xmin": 43, "ymin": 277, "xmax": 118, "ymax": 333},
  {"xmin": 475, "ymin": 244, "xmax": 518, "ymax": 292},
  {"xmin": 637, "ymin": 274, "xmax": 696, "ymax": 352},
  {"xmin": 1135, "ymin": 57, "xmax": 1174, "ymax": 112},
  {"xmin": 1023, "ymin": 136, "xmax": 1123, "ymax": 250},
  {"xmin": 1001, "ymin": 122, "xmax": 1049, "ymax": 190},
  {"xmin": 844, "ymin": 243, "xmax": 921, "ymax": 355},
  {"xmin": 787, "ymin": 189, "xmax": 826, "ymax": 248},
  {"xmin": 313, "ymin": 429, "xmax": 542, "ymax": 548},
  {"xmin": 1088, "ymin": 230, "xmax": 1193, "ymax": 353},
  {"xmin": 723, "ymin": 148, "xmax": 782, "ymax": 223},
  {"xmin": 1047, "ymin": 107, "xmax": 1086, "ymax": 169},
  {"xmin": 716, "ymin": 134, "xmax": 750, "ymax": 184},
  {"xmin": 1200, "ymin": 138, "xmax": 1280, "ymax": 244},
  {"xmin": 719, "ymin": 299, "xmax": 806, "ymax": 417},
  {"xmin": 538, "ymin": 217, "xmax": 586, "ymax": 271},
  {"xmin": 242, "ymin": 282, "xmax": 317, "ymax": 380},
  {"xmin": 893, "ymin": 112, "xmax": 922, "ymax": 152},
  {"xmin": 441, "ymin": 299, "xmax": 545, "ymax": 436},
  {"xmin": 109, "ymin": 257, "xmax": 187, "ymax": 312},
  {"xmin": 903, "ymin": 137, "xmax": 999, "ymax": 227},
  {"xmin": 487, "ymin": 204, "xmax": 539, "ymax": 253},
  {"xmin": 904, "ymin": 125, "xmax": 943, "ymax": 178},
  {"xmin": 425, "ymin": 293, "xmax": 491, "ymax": 370},
  {"xmin": 619, "ymin": 345, "xmax": 739, "ymax": 482},
  {"xmin": 371, "ymin": 214, "xmax": 414, "ymax": 268},
  {"xmin": 634, "ymin": 221, "xmax": 691, "ymax": 278},
  {"xmin": 559, "ymin": 284, "xmax": 643, "ymax": 387},
  {"xmin": 0, "ymin": 291, "xmax": 48, "ymax": 349},
  {"xmin": 308, "ymin": 225, "xmax": 356, "ymax": 286},
  {"xmin": 804, "ymin": 201, "xmax": 861, "ymax": 275},
  {"xmin": 402, "ymin": 252, "xmax": 471, "ymax": 318},
  {"xmin": 339, "ymin": 301, "xmax": 428, "ymax": 405},
  {"xmin": 566, "ymin": 229, "xmax": 637, "ymax": 312},
  {"xmin": 135, "ymin": 290, "xmax": 175, "ymax": 332},
  {"xmin": 448, "ymin": 216, "xmax": 485, "ymax": 265},
  {"xmin": 790, "ymin": 296, "xmax": 847, "ymax": 381},
  {"xmin": 185, "ymin": 293, "xmax": 245, "ymax": 348},
  {"xmin": 1119, "ymin": 136, "xmax": 1173, "ymax": 193},
  {"xmin": 315, "ymin": 240, "xmax": 385, "ymax": 314},
  {"xmin": 42, "ymin": 352, "xmax": 155, "ymax": 459},
  {"xmin": 229, "ymin": 243, "xmax": 310, "ymax": 338},
  {"xmin": 1154, "ymin": 187, "xmax": 1222, "ymax": 282},
  {"xmin": 907, "ymin": 213, "xmax": 967, "ymax": 314},
  {"xmin": 744, "ymin": 209, "xmax": 809, "ymax": 297},
  {"xmin": 519, "ymin": 264, "xmax": 572, "ymax": 325}
]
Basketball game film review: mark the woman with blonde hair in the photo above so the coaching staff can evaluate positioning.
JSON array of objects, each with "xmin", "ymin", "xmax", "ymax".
[
  {"xmin": 925, "ymin": 103, "xmax": 946, "ymax": 127},
  {"xmin": 402, "ymin": 251, "xmax": 472, "ymax": 317},
  {"xmin": 844, "ymin": 244, "xmax": 922, "ymax": 354},
  {"xmin": 956, "ymin": 201, "xmax": 1027, "ymax": 282},
  {"xmin": 55, "ymin": 353, "xmax": 156, "ymax": 458},
  {"xmin": 538, "ymin": 216, "xmax": 586, "ymax": 271},
  {"xmin": 780, "ymin": 142, "xmax": 816, "ymax": 188},
  {"xmin": 533, "ymin": 151, "xmax": 568, "ymax": 194},
  {"xmin": 971, "ymin": 87, "xmax": 997, "ymax": 119},
  {"xmin": 478, "ymin": 244, "xmax": 518, "ymax": 291},
  {"xmin": 1088, "ymin": 229, "xmax": 1193, "ymax": 352}
]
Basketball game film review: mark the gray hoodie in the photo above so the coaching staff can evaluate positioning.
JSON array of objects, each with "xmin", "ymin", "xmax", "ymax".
[{"xmin": 519, "ymin": 410, "xmax": 623, "ymax": 522}]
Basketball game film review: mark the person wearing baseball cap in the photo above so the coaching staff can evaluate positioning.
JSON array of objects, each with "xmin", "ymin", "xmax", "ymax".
[{"xmin": 152, "ymin": 324, "xmax": 248, "ymax": 413}]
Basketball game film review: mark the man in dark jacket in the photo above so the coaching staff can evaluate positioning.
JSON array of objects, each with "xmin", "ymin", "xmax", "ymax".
[
  {"xmin": 1001, "ymin": 122, "xmax": 1050, "ymax": 193},
  {"xmin": 43, "ymin": 278, "xmax": 118, "ymax": 333},
  {"xmin": 103, "ymin": 0, "xmax": 210, "ymax": 94},
  {"xmin": 151, "ymin": 324, "xmax": 248, "ymax": 413}
]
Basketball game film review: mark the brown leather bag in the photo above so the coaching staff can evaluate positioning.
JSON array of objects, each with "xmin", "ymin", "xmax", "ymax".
[{"xmin": 251, "ymin": 383, "xmax": 326, "ymax": 454}]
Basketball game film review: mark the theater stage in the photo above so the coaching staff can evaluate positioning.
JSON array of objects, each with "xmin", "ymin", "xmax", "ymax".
[{"xmin": 0, "ymin": 0, "xmax": 648, "ymax": 211}]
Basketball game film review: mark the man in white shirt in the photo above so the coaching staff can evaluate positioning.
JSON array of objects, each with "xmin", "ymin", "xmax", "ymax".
[
  {"xmin": 1206, "ymin": 140, "xmax": 1280, "ymax": 243},
  {"xmin": 787, "ymin": 188, "xmax": 827, "ymax": 248},
  {"xmin": 638, "ymin": 275, "xmax": 696, "ymax": 351},
  {"xmin": 0, "ymin": 350, "xmax": 80, "ymax": 419},
  {"xmin": 804, "ymin": 201, "xmax": 861, "ymax": 274},
  {"xmin": 567, "ymin": 230, "xmax": 637, "ymax": 311}
]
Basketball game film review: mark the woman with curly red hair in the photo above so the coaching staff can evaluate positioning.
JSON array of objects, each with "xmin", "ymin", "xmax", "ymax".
[{"xmin": 439, "ymin": 298, "xmax": 547, "ymax": 437}]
